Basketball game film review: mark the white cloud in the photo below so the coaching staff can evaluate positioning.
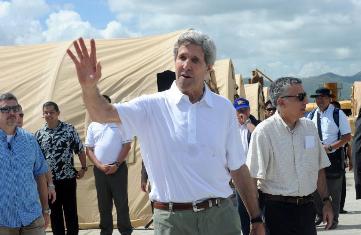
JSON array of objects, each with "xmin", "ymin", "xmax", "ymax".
[
  {"xmin": 0, "ymin": 0, "xmax": 49, "ymax": 44},
  {"xmin": 100, "ymin": 21, "xmax": 138, "ymax": 38},
  {"xmin": 43, "ymin": 10, "xmax": 98, "ymax": 42},
  {"xmin": 334, "ymin": 47, "xmax": 351, "ymax": 59},
  {"xmin": 0, "ymin": 0, "xmax": 360, "ymax": 78},
  {"xmin": 298, "ymin": 62, "xmax": 333, "ymax": 77}
]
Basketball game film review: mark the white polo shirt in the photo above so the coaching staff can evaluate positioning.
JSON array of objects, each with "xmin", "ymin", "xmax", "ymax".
[
  {"xmin": 115, "ymin": 82, "xmax": 245, "ymax": 202},
  {"xmin": 247, "ymin": 112, "xmax": 330, "ymax": 196},
  {"xmin": 307, "ymin": 104, "xmax": 351, "ymax": 148},
  {"xmin": 85, "ymin": 122, "xmax": 131, "ymax": 164},
  {"xmin": 239, "ymin": 124, "xmax": 249, "ymax": 156}
]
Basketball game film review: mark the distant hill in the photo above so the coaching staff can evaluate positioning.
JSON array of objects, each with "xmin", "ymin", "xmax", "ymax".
[
  {"xmin": 301, "ymin": 72, "xmax": 361, "ymax": 100},
  {"xmin": 244, "ymin": 71, "xmax": 361, "ymax": 100}
]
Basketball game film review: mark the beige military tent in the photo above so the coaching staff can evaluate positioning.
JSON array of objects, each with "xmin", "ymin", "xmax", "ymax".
[
  {"xmin": 0, "ymin": 30, "xmax": 240, "ymax": 229},
  {"xmin": 244, "ymin": 83, "xmax": 265, "ymax": 120},
  {"xmin": 235, "ymin": 74, "xmax": 246, "ymax": 98}
]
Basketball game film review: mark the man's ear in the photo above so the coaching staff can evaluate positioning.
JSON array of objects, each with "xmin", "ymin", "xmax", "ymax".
[{"xmin": 276, "ymin": 97, "xmax": 283, "ymax": 107}]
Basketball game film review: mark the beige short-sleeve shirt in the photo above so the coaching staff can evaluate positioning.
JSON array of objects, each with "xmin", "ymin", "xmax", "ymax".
[{"xmin": 246, "ymin": 112, "xmax": 330, "ymax": 196}]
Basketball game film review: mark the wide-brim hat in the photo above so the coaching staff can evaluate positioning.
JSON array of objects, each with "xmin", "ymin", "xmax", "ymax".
[{"xmin": 310, "ymin": 88, "xmax": 335, "ymax": 98}]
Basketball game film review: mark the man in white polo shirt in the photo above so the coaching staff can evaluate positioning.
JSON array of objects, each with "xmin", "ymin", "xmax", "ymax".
[
  {"xmin": 247, "ymin": 77, "xmax": 333, "ymax": 235},
  {"xmin": 68, "ymin": 30, "xmax": 265, "ymax": 235},
  {"xmin": 85, "ymin": 95, "xmax": 133, "ymax": 235}
]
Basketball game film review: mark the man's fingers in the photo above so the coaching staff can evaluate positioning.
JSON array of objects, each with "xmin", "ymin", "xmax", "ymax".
[
  {"xmin": 66, "ymin": 49, "xmax": 80, "ymax": 67},
  {"xmin": 73, "ymin": 39, "xmax": 84, "ymax": 61},
  {"xmin": 90, "ymin": 39, "xmax": 97, "ymax": 69},
  {"xmin": 79, "ymin": 37, "xmax": 90, "ymax": 59},
  {"xmin": 95, "ymin": 62, "xmax": 102, "ymax": 79}
]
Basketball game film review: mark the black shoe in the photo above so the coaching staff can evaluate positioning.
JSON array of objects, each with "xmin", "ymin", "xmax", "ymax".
[
  {"xmin": 329, "ymin": 221, "xmax": 338, "ymax": 230},
  {"xmin": 315, "ymin": 217, "xmax": 323, "ymax": 226},
  {"xmin": 340, "ymin": 209, "xmax": 348, "ymax": 214}
]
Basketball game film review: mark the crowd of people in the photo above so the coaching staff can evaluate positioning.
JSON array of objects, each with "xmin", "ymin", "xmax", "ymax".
[{"xmin": 0, "ymin": 29, "xmax": 359, "ymax": 235}]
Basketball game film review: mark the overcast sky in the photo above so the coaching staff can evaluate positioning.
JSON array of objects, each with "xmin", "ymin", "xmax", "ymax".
[{"xmin": 1, "ymin": 0, "xmax": 360, "ymax": 79}]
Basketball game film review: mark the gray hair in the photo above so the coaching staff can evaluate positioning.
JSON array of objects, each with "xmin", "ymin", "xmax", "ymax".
[
  {"xmin": 173, "ymin": 29, "xmax": 217, "ymax": 66},
  {"xmin": 269, "ymin": 77, "xmax": 302, "ymax": 106},
  {"xmin": 0, "ymin": 92, "xmax": 18, "ymax": 102}
]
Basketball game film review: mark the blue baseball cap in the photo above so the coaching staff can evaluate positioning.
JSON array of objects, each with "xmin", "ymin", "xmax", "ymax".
[{"xmin": 233, "ymin": 97, "xmax": 250, "ymax": 110}]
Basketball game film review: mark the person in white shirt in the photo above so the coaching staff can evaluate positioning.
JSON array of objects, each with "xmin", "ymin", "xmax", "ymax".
[
  {"xmin": 85, "ymin": 95, "xmax": 133, "ymax": 235},
  {"xmin": 233, "ymin": 97, "xmax": 260, "ymax": 235},
  {"xmin": 67, "ymin": 30, "xmax": 265, "ymax": 235},
  {"xmin": 307, "ymin": 88, "xmax": 352, "ymax": 229},
  {"xmin": 247, "ymin": 77, "xmax": 333, "ymax": 235}
]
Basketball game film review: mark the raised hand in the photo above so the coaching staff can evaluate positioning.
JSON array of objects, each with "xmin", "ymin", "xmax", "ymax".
[{"xmin": 67, "ymin": 38, "xmax": 102, "ymax": 88}]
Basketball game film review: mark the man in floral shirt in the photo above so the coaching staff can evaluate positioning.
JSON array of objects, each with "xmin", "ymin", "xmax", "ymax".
[{"xmin": 35, "ymin": 101, "xmax": 87, "ymax": 235}]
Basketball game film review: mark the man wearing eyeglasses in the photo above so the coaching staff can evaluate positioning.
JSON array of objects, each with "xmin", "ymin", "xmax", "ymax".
[
  {"xmin": 307, "ymin": 88, "xmax": 351, "ymax": 229},
  {"xmin": 264, "ymin": 100, "xmax": 276, "ymax": 119},
  {"xmin": 0, "ymin": 92, "xmax": 50, "ymax": 234},
  {"xmin": 247, "ymin": 77, "xmax": 334, "ymax": 234}
]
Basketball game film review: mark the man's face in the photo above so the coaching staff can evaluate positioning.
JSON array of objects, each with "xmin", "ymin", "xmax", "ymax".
[
  {"xmin": 315, "ymin": 95, "xmax": 331, "ymax": 111},
  {"xmin": 236, "ymin": 108, "xmax": 250, "ymax": 125},
  {"xmin": 175, "ymin": 43, "xmax": 211, "ymax": 95},
  {"xmin": 0, "ymin": 99, "xmax": 20, "ymax": 131},
  {"xmin": 43, "ymin": 105, "xmax": 59, "ymax": 124},
  {"xmin": 265, "ymin": 104, "xmax": 276, "ymax": 119},
  {"xmin": 278, "ymin": 84, "xmax": 308, "ymax": 120},
  {"xmin": 16, "ymin": 111, "xmax": 24, "ymax": 127}
]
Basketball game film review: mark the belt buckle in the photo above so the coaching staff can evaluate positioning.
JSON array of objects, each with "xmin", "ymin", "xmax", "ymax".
[
  {"xmin": 296, "ymin": 198, "xmax": 300, "ymax": 205},
  {"xmin": 192, "ymin": 201, "xmax": 205, "ymax": 212}
]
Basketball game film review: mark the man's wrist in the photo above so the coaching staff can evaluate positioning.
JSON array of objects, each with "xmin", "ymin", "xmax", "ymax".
[
  {"xmin": 43, "ymin": 208, "xmax": 51, "ymax": 215},
  {"xmin": 48, "ymin": 183, "xmax": 55, "ymax": 190},
  {"xmin": 81, "ymin": 166, "xmax": 88, "ymax": 171},
  {"xmin": 250, "ymin": 214, "xmax": 264, "ymax": 224}
]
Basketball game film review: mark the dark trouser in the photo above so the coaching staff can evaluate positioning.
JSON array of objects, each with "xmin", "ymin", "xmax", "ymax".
[
  {"xmin": 50, "ymin": 178, "xmax": 79, "ymax": 235},
  {"xmin": 340, "ymin": 172, "xmax": 346, "ymax": 210},
  {"xmin": 314, "ymin": 175, "xmax": 343, "ymax": 223},
  {"xmin": 94, "ymin": 163, "xmax": 133, "ymax": 235},
  {"xmin": 264, "ymin": 200, "xmax": 316, "ymax": 235},
  {"xmin": 236, "ymin": 192, "xmax": 250, "ymax": 235}
]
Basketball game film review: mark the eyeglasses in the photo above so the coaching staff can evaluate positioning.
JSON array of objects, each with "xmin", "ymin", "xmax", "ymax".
[
  {"xmin": 280, "ymin": 92, "xmax": 307, "ymax": 102},
  {"xmin": 19, "ymin": 113, "xmax": 24, "ymax": 118},
  {"xmin": 265, "ymin": 107, "xmax": 276, "ymax": 112},
  {"xmin": 0, "ymin": 105, "xmax": 21, "ymax": 113}
]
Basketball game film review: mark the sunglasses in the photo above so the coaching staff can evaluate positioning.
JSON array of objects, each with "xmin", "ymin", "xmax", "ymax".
[
  {"xmin": 280, "ymin": 92, "xmax": 307, "ymax": 102},
  {"xmin": 0, "ymin": 105, "xmax": 21, "ymax": 113},
  {"xmin": 19, "ymin": 113, "xmax": 24, "ymax": 118},
  {"xmin": 265, "ymin": 107, "xmax": 276, "ymax": 112}
]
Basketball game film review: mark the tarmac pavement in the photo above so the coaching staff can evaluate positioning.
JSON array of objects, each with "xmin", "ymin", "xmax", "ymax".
[{"xmin": 47, "ymin": 172, "xmax": 361, "ymax": 235}]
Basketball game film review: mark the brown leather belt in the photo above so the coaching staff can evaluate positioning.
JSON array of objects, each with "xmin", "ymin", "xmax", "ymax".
[
  {"xmin": 153, "ymin": 198, "xmax": 224, "ymax": 212},
  {"xmin": 262, "ymin": 193, "xmax": 313, "ymax": 205}
]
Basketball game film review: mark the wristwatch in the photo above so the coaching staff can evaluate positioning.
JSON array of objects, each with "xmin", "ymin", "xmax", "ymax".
[
  {"xmin": 43, "ymin": 208, "xmax": 51, "ymax": 215},
  {"xmin": 81, "ymin": 166, "xmax": 88, "ymax": 171},
  {"xmin": 322, "ymin": 195, "xmax": 332, "ymax": 204},
  {"xmin": 327, "ymin": 145, "xmax": 333, "ymax": 152},
  {"xmin": 114, "ymin": 161, "xmax": 121, "ymax": 168},
  {"xmin": 250, "ymin": 214, "xmax": 264, "ymax": 224}
]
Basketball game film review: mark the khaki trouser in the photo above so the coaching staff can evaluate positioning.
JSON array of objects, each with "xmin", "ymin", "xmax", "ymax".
[
  {"xmin": 0, "ymin": 216, "xmax": 45, "ymax": 235},
  {"xmin": 153, "ymin": 198, "xmax": 241, "ymax": 235}
]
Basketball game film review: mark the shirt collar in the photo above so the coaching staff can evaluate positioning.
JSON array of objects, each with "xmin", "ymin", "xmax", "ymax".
[
  {"xmin": 274, "ymin": 111, "xmax": 300, "ymax": 133},
  {"xmin": 167, "ymin": 81, "xmax": 214, "ymax": 108},
  {"xmin": 317, "ymin": 104, "xmax": 333, "ymax": 114},
  {"xmin": 45, "ymin": 120, "xmax": 62, "ymax": 131},
  {"xmin": 0, "ymin": 127, "xmax": 19, "ymax": 138}
]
